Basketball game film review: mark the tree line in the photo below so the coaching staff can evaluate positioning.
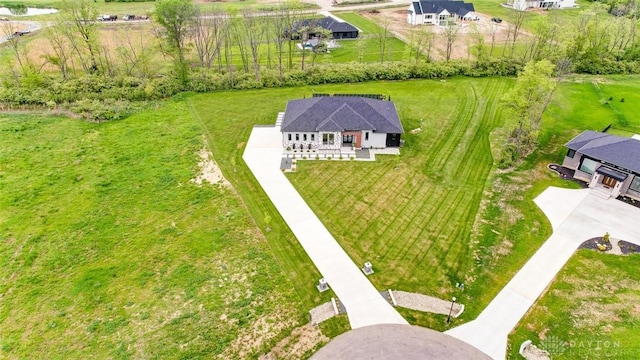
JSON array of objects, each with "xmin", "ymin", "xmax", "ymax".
[{"xmin": 0, "ymin": 0, "xmax": 639, "ymax": 124}]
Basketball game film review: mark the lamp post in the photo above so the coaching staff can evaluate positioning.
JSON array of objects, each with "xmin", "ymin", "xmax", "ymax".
[{"xmin": 446, "ymin": 297, "xmax": 457, "ymax": 324}]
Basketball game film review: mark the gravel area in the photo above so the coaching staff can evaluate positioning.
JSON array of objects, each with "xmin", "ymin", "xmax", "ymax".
[
  {"xmin": 309, "ymin": 302, "xmax": 336, "ymax": 325},
  {"xmin": 393, "ymin": 291, "xmax": 462, "ymax": 317}
]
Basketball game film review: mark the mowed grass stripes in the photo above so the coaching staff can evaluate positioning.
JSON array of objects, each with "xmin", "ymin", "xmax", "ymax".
[{"xmin": 288, "ymin": 78, "xmax": 510, "ymax": 297}]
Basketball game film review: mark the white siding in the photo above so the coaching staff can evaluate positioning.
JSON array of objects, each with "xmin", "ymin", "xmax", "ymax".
[
  {"xmin": 283, "ymin": 131, "xmax": 320, "ymax": 149},
  {"xmin": 362, "ymin": 132, "xmax": 387, "ymax": 149}
]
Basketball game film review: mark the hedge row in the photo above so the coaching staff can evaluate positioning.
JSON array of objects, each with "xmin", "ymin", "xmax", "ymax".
[{"xmin": 2, "ymin": 57, "xmax": 638, "ymax": 121}]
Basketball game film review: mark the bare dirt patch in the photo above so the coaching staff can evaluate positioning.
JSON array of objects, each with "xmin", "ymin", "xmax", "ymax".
[
  {"xmin": 191, "ymin": 140, "xmax": 231, "ymax": 188},
  {"xmin": 262, "ymin": 323, "xmax": 329, "ymax": 360},
  {"xmin": 360, "ymin": 9, "xmax": 529, "ymax": 61}
]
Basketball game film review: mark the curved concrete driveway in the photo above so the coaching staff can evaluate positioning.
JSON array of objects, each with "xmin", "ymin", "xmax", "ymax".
[
  {"xmin": 446, "ymin": 187, "xmax": 640, "ymax": 359},
  {"xmin": 243, "ymin": 124, "xmax": 407, "ymax": 329}
]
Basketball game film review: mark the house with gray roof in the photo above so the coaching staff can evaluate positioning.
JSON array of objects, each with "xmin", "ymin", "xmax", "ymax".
[
  {"xmin": 562, "ymin": 130, "xmax": 640, "ymax": 199},
  {"xmin": 291, "ymin": 16, "xmax": 359, "ymax": 40},
  {"xmin": 407, "ymin": 0, "xmax": 476, "ymax": 26},
  {"xmin": 281, "ymin": 96, "xmax": 404, "ymax": 151}
]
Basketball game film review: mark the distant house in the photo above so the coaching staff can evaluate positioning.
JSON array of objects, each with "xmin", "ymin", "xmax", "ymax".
[
  {"xmin": 281, "ymin": 96, "xmax": 404, "ymax": 151},
  {"xmin": 562, "ymin": 130, "xmax": 640, "ymax": 199},
  {"xmin": 291, "ymin": 16, "xmax": 359, "ymax": 39},
  {"xmin": 407, "ymin": 0, "xmax": 476, "ymax": 26},
  {"xmin": 507, "ymin": 0, "xmax": 576, "ymax": 10}
]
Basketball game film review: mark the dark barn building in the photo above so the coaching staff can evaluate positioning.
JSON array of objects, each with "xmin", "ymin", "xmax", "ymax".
[{"xmin": 291, "ymin": 16, "xmax": 359, "ymax": 39}]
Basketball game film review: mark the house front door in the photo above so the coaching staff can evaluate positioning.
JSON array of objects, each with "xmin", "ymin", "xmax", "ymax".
[{"xmin": 602, "ymin": 176, "xmax": 617, "ymax": 188}]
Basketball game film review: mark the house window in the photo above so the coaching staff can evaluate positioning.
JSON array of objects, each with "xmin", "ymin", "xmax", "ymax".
[
  {"xmin": 425, "ymin": 15, "xmax": 433, "ymax": 19},
  {"xmin": 322, "ymin": 133, "xmax": 335, "ymax": 145},
  {"xmin": 578, "ymin": 157, "xmax": 598, "ymax": 175},
  {"xmin": 311, "ymin": 134, "xmax": 315, "ymax": 141},
  {"xmin": 288, "ymin": 134, "xmax": 292, "ymax": 141},
  {"xmin": 365, "ymin": 132, "xmax": 369, "ymax": 141},
  {"xmin": 303, "ymin": 134, "xmax": 307, "ymax": 141},
  {"xmin": 567, "ymin": 149, "xmax": 576, "ymax": 158},
  {"xmin": 296, "ymin": 134, "xmax": 299, "ymax": 141},
  {"xmin": 629, "ymin": 176, "xmax": 640, "ymax": 193}
]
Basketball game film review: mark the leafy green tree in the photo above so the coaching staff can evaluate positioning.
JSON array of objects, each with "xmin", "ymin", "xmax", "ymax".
[
  {"xmin": 499, "ymin": 59, "xmax": 557, "ymax": 166},
  {"xmin": 154, "ymin": 0, "xmax": 197, "ymax": 84},
  {"xmin": 59, "ymin": 0, "xmax": 100, "ymax": 74}
]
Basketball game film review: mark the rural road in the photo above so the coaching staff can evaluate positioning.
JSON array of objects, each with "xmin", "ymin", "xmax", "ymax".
[
  {"xmin": 0, "ymin": 0, "xmax": 413, "ymax": 44},
  {"xmin": 0, "ymin": 20, "xmax": 41, "ymax": 43}
]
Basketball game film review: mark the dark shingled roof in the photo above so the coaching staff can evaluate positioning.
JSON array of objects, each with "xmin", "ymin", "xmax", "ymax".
[
  {"xmin": 295, "ymin": 17, "xmax": 358, "ymax": 34},
  {"xmin": 281, "ymin": 97, "xmax": 404, "ymax": 134},
  {"xmin": 411, "ymin": 0, "xmax": 475, "ymax": 16},
  {"xmin": 565, "ymin": 130, "xmax": 640, "ymax": 174}
]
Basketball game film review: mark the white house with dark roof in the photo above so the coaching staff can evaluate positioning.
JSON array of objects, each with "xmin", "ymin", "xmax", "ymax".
[
  {"xmin": 563, "ymin": 130, "xmax": 640, "ymax": 199},
  {"xmin": 507, "ymin": 0, "xmax": 576, "ymax": 11},
  {"xmin": 407, "ymin": 0, "xmax": 476, "ymax": 26},
  {"xmin": 281, "ymin": 96, "xmax": 404, "ymax": 151}
]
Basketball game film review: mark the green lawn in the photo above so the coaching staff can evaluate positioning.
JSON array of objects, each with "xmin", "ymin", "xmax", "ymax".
[
  {"xmin": 0, "ymin": 106, "xmax": 305, "ymax": 358},
  {"xmin": 3, "ymin": 75, "xmax": 640, "ymax": 357},
  {"xmin": 287, "ymin": 78, "xmax": 514, "ymax": 327},
  {"xmin": 471, "ymin": 0, "xmax": 584, "ymax": 28},
  {"xmin": 508, "ymin": 250, "xmax": 640, "ymax": 359}
]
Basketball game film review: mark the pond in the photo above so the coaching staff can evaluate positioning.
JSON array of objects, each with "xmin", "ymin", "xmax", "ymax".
[{"xmin": 0, "ymin": 6, "xmax": 58, "ymax": 16}]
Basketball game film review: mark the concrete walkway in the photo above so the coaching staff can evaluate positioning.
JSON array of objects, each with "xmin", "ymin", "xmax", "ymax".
[
  {"xmin": 446, "ymin": 187, "xmax": 640, "ymax": 359},
  {"xmin": 243, "ymin": 125, "xmax": 407, "ymax": 329}
]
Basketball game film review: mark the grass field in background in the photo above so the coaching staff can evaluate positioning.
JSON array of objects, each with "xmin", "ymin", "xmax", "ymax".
[{"xmin": 0, "ymin": 0, "xmax": 318, "ymax": 17}]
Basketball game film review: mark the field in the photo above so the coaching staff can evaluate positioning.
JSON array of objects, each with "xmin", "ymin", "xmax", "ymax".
[
  {"xmin": 508, "ymin": 250, "xmax": 640, "ymax": 359},
  {"xmin": 2, "ymin": 12, "xmax": 411, "ymax": 75},
  {"xmin": 0, "ymin": 105, "xmax": 322, "ymax": 358},
  {"xmin": 2, "ymin": 75, "xmax": 640, "ymax": 357},
  {"xmin": 0, "ymin": 0, "xmax": 318, "ymax": 17}
]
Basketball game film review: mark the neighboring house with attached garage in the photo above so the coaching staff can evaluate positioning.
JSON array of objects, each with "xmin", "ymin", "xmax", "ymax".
[
  {"xmin": 281, "ymin": 96, "xmax": 404, "ymax": 151},
  {"xmin": 563, "ymin": 130, "xmax": 640, "ymax": 199},
  {"xmin": 407, "ymin": 0, "xmax": 476, "ymax": 26}
]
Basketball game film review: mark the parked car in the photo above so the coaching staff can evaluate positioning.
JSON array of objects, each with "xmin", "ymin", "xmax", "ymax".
[
  {"xmin": 0, "ymin": 17, "xmax": 9, "ymax": 21},
  {"xmin": 491, "ymin": 17, "xmax": 502, "ymax": 23},
  {"xmin": 98, "ymin": 14, "xmax": 117, "ymax": 21}
]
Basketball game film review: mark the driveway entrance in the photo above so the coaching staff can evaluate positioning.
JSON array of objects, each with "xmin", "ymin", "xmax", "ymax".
[{"xmin": 446, "ymin": 187, "xmax": 640, "ymax": 359}]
